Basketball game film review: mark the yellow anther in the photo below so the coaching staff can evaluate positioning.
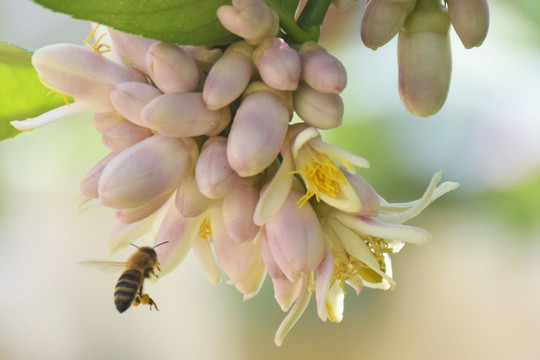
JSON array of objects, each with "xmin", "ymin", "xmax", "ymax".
[
  {"xmin": 291, "ymin": 154, "xmax": 346, "ymax": 208},
  {"xmin": 84, "ymin": 24, "xmax": 111, "ymax": 54},
  {"xmin": 198, "ymin": 217, "xmax": 212, "ymax": 240},
  {"xmin": 46, "ymin": 90, "xmax": 70, "ymax": 106}
]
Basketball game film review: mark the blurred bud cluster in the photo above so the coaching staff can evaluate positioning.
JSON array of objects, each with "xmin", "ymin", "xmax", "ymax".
[{"xmin": 361, "ymin": 0, "xmax": 489, "ymax": 116}]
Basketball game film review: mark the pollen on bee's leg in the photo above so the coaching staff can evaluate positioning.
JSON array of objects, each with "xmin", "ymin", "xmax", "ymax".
[{"xmin": 139, "ymin": 294, "xmax": 159, "ymax": 311}]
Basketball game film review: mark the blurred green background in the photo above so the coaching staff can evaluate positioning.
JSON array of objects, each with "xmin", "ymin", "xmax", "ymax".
[{"xmin": 1, "ymin": 0, "xmax": 539, "ymax": 359}]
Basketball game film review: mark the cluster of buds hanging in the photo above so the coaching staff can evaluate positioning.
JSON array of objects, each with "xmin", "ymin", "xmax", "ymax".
[
  {"xmin": 361, "ymin": 0, "xmax": 489, "ymax": 116},
  {"xmin": 12, "ymin": 0, "xmax": 459, "ymax": 345}
]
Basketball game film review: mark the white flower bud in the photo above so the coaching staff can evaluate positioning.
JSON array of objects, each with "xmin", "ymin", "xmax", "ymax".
[
  {"xmin": 92, "ymin": 112, "xmax": 125, "ymax": 134},
  {"xmin": 110, "ymin": 81, "xmax": 162, "ymax": 127},
  {"xmin": 203, "ymin": 41, "xmax": 255, "ymax": 110},
  {"xmin": 227, "ymin": 82, "xmax": 291, "ymax": 177},
  {"xmin": 217, "ymin": 0, "xmax": 279, "ymax": 45},
  {"xmin": 447, "ymin": 0, "xmax": 489, "ymax": 49},
  {"xmin": 108, "ymin": 28, "xmax": 157, "ymax": 71},
  {"xmin": 293, "ymin": 82, "xmax": 344, "ymax": 130},
  {"xmin": 253, "ymin": 38, "xmax": 302, "ymax": 91},
  {"xmin": 196, "ymin": 137, "xmax": 243, "ymax": 199},
  {"xmin": 98, "ymin": 135, "xmax": 192, "ymax": 209},
  {"xmin": 141, "ymin": 92, "xmax": 231, "ymax": 137},
  {"xmin": 299, "ymin": 42, "xmax": 347, "ymax": 94},
  {"xmin": 80, "ymin": 152, "xmax": 117, "ymax": 199},
  {"xmin": 222, "ymin": 181, "xmax": 260, "ymax": 243},
  {"xmin": 145, "ymin": 43, "xmax": 200, "ymax": 93},
  {"xmin": 175, "ymin": 173, "xmax": 216, "ymax": 217},
  {"xmin": 101, "ymin": 120, "xmax": 153, "ymax": 151}
]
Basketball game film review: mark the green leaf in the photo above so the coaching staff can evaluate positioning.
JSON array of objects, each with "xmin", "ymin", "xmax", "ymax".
[
  {"xmin": 0, "ymin": 42, "xmax": 68, "ymax": 141},
  {"xmin": 33, "ymin": 0, "xmax": 239, "ymax": 46}
]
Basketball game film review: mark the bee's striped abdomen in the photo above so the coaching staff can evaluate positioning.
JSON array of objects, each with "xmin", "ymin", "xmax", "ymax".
[{"xmin": 114, "ymin": 269, "xmax": 142, "ymax": 313}]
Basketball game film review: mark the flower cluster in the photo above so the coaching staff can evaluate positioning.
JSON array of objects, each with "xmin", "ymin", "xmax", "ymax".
[
  {"xmin": 12, "ymin": 0, "xmax": 459, "ymax": 346},
  {"xmin": 361, "ymin": 0, "xmax": 489, "ymax": 117}
]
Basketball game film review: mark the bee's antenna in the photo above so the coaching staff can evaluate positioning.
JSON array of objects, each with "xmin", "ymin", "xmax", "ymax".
[
  {"xmin": 153, "ymin": 241, "xmax": 169, "ymax": 249},
  {"xmin": 130, "ymin": 243, "xmax": 140, "ymax": 249}
]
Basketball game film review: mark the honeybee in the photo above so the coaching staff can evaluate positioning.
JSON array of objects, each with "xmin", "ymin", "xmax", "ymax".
[{"xmin": 81, "ymin": 242, "xmax": 168, "ymax": 313}]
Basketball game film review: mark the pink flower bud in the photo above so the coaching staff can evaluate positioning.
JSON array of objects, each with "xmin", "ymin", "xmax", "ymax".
[
  {"xmin": 293, "ymin": 82, "xmax": 344, "ymax": 130},
  {"xmin": 217, "ymin": 0, "xmax": 279, "ymax": 45},
  {"xmin": 447, "ymin": 0, "xmax": 489, "ymax": 49},
  {"xmin": 80, "ymin": 152, "xmax": 117, "ymax": 199},
  {"xmin": 265, "ymin": 184, "xmax": 324, "ymax": 281},
  {"xmin": 92, "ymin": 112, "xmax": 125, "ymax": 134},
  {"xmin": 227, "ymin": 82, "xmax": 291, "ymax": 177},
  {"xmin": 180, "ymin": 46, "xmax": 223, "ymax": 72},
  {"xmin": 98, "ymin": 135, "xmax": 192, "ymax": 209},
  {"xmin": 196, "ymin": 137, "xmax": 243, "ymax": 199},
  {"xmin": 145, "ymin": 43, "xmax": 200, "ymax": 93},
  {"xmin": 101, "ymin": 119, "xmax": 153, "ymax": 151},
  {"xmin": 32, "ymin": 44, "xmax": 146, "ymax": 110},
  {"xmin": 211, "ymin": 207, "xmax": 266, "ymax": 299},
  {"xmin": 299, "ymin": 42, "xmax": 347, "ymax": 93},
  {"xmin": 108, "ymin": 28, "xmax": 157, "ymax": 72},
  {"xmin": 222, "ymin": 181, "xmax": 260, "ymax": 243},
  {"xmin": 110, "ymin": 81, "xmax": 162, "ymax": 127},
  {"xmin": 203, "ymin": 41, "xmax": 255, "ymax": 110},
  {"xmin": 398, "ymin": 3, "xmax": 452, "ymax": 117},
  {"xmin": 361, "ymin": 0, "xmax": 417, "ymax": 50},
  {"xmin": 114, "ymin": 192, "xmax": 171, "ymax": 224},
  {"xmin": 175, "ymin": 173, "xmax": 216, "ymax": 217},
  {"xmin": 253, "ymin": 38, "xmax": 302, "ymax": 91},
  {"xmin": 141, "ymin": 92, "xmax": 231, "ymax": 137}
]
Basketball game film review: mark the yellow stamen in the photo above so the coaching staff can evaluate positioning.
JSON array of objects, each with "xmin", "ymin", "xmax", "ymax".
[
  {"xmin": 84, "ymin": 24, "xmax": 111, "ymax": 54},
  {"xmin": 291, "ymin": 153, "xmax": 346, "ymax": 208},
  {"xmin": 198, "ymin": 217, "xmax": 212, "ymax": 240},
  {"xmin": 46, "ymin": 90, "xmax": 70, "ymax": 106}
]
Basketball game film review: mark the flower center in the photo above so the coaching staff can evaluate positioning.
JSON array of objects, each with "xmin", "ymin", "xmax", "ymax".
[
  {"xmin": 293, "ymin": 153, "xmax": 346, "ymax": 208},
  {"xmin": 198, "ymin": 217, "xmax": 212, "ymax": 240}
]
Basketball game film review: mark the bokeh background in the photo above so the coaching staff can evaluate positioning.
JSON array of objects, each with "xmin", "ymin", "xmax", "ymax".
[{"xmin": 1, "ymin": 0, "xmax": 539, "ymax": 359}]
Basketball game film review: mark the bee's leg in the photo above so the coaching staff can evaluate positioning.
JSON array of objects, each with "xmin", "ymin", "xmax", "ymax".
[
  {"xmin": 132, "ymin": 295, "xmax": 142, "ymax": 307},
  {"xmin": 139, "ymin": 293, "xmax": 159, "ymax": 311}
]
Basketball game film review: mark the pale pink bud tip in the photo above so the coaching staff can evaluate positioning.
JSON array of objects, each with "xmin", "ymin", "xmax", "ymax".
[
  {"xmin": 202, "ymin": 42, "xmax": 255, "ymax": 110},
  {"xmin": 98, "ymin": 135, "xmax": 191, "ymax": 209},
  {"xmin": 253, "ymin": 38, "xmax": 302, "ymax": 91},
  {"xmin": 293, "ymin": 82, "xmax": 343, "ymax": 130},
  {"xmin": 299, "ymin": 42, "xmax": 347, "ymax": 94},
  {"xmin": 145, "ymin": 43, "xmax": 200, "ymax": 93},
  {"xmin": 447, "ymin": 0, "xmax": 489, "ymax": 49},
  {"xmin": 361, "ymin": 0, "xmax": 417, "ymax": 50},
  {"xmin": 110, "ymin": 82, "xmax": 162, "ymax": 127},
  {"xmin": 217, "ymin": 0, "xmax": 279, "ymax": 45}
]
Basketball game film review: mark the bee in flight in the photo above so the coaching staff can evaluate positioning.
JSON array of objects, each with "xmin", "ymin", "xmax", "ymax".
[{"xmin": 82, "ymin": 242, "xmax": 168, "ymax": 313}]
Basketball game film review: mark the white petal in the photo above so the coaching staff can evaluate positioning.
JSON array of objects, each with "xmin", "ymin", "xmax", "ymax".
[
  {"xmin": 274, "ymin": 272, "xmax": 313, "ymax": 347},
  {"xmin": 315, "ymin": 246, "xmax": 334, "ymax": 321},
  {"xmin": 310, "ymin": 137, "xmax": 370, "ymax": 169},
  {"xmin": 106, "ymin": 214, "xmax": 155, "ymax": 255},
  {"xmin": 11, "ymin": 101, "xmax": 95, "ymax": 130},
  {"xmin": 192, "ymin": 237, "xmax": 222, "ymax": 285},
  {"xmin": 326, "ymin": 281, "xmax": 345, "ymax": 323}
]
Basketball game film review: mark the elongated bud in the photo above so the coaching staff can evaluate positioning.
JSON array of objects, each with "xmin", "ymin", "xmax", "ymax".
[
  {"xmin": 98, "ymin": 135, "xmax": 192, "ymax": 209},
  {"xmin": 447, "ymin": 0, "xmax": 489, "ymax": 49},
  {"xmin": 175, "ymin": 173, "xmax": 216, "ymax": 217},
  {"xmin": 203, "ymin": 41, "xmax": 255, "ymax": 110},
  {"xmin": 227, "ymin": 82, "xmax": 291, "ymax": 177},
  {"xmin": 299, "ymin": 42, "xmax": 347, "ymax": 94},
  {"xmin": 110, "ymin": 82, "xmax": 162, "ymax": 126},
  {"xmin": 361, "ymin": 0, "xmax": 417, "ymax": 50},
  {"xmin": 398, "ymin": 0, "xmax": 452, "ymax": 117},
  {"xmin": 80, "ymin": 152, "xmax": 117, "ymax": 199},
  {"xmin": 141, "ymin": 92, "xmax": 231, "ymax": 137},
  {"xmin": 222, "ymin": 181, "xmax": 260, "ymax": 243},
  {"xmin": 293, "ymin": 82, "xmax": 343, "ymax": 130},
  {"xmin": 108, "ymin": 28, "xmax": 157, "ymax": 71},
  {"xmin": 101, "ymin": 120, "xmax": 153, "ymax": 151},
  {"xmin": 253, "ymin": 38, "xmax": 302, "ymax": 91},
  {"xmin": 196, "ymin": 137, "xmax": 243, "ymax": 199},
  {"xmin": 145, "ymin": 43, "xmax": 200, "ymax": 93},
  {"xmin": 32, "ymin": 44, "xmax": 145, "ymax": 110},
  {"xmin": 217, "ymin": 0, "xmax": 279, "ymax": 45},
  {"xmin": 265, "ymin": 184, "xmax": 324, "ymax": 282}
]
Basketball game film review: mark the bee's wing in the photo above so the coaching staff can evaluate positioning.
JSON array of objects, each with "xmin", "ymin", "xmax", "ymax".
[{"xmin": 79, "ymin": 260, "xmax": 127, "ymax": 273}]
